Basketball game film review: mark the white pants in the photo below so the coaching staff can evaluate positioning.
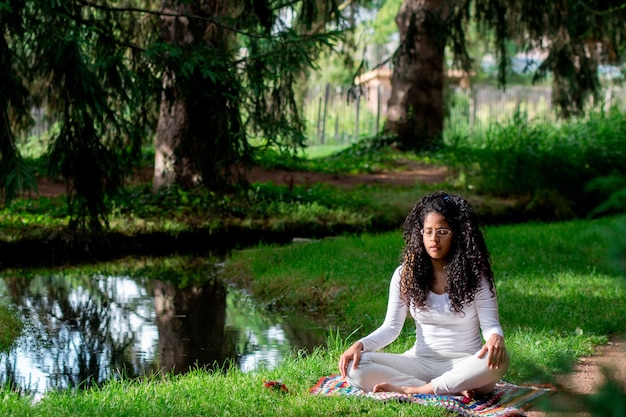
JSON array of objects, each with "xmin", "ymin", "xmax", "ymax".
[{"xmin": 346, "ymin": 350, "xmax": 510, "ymax": 395}]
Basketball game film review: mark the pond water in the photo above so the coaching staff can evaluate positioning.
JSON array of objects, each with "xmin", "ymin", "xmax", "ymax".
[{"xmin": 0, "ymin": 270, "xmax": 327, "ymax": 395}]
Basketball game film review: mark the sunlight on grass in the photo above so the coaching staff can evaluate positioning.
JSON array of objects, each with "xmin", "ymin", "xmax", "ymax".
[
  {"xmin": 8, "ymin": 350, "xmax": 448, "ymax": 417},
  {"xmin": 224, "ymin": 232, "xmax": 404, "ymax": 324},
  {"xmin": 300, "ymin": 144, "xmax": 350, "ymax": 159},
  {"xmin": 1, "ymin": 215, "xmax": 624, "ymax": 416},
  {"xmin": 226, "ymin": 214, "xmax": 626, "ymax": 385}
]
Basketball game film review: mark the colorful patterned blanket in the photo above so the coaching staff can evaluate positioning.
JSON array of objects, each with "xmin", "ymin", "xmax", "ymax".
[{"xmin": 309, "ymin": 374, "xmax": 553, "ymax": 417}]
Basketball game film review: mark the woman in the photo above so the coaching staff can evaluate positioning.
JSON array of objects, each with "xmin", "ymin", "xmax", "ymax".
[{"xmin": 338, "ymin": 191, "xmax": 509, "ymax": 396}]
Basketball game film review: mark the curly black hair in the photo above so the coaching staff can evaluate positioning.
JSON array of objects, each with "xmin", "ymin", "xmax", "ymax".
[{"xmin": 399, "ymin": 191, "xmax": 495, "ymax": 313}]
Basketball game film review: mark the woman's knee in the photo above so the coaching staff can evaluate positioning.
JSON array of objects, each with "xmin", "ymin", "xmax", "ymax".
[
  {"xmin": 431, "ymin": 352, "xmax": 511, "ymax": 395},
  {"xmin": 345, "ymin": 354, "xmax": 369, "ymax": 388},
  {"xmin": 347, "ymin": 352, "xmax": 376, "ymax": 374},
  {"xmin": 345, "ymin": 361, "xmax": 368, "ymax": 390},
  {"xmin": 345, "ymin": 352, "xmax": 401, "ymax": 391},
  {"xmin": 475, "ymin": 351, "xmax": 511, "ymax": 394}
]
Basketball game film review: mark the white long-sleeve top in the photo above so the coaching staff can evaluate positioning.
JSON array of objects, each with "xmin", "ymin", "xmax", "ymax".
[{"xmin": 359, "ymin": 265, "xmax": 504, "ymax": 356}]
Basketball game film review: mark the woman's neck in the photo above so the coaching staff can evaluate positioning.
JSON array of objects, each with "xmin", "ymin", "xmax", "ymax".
[
  {"xmin": 431, "ymin": 259, "xmax": 447, "ymax": 294},
  {"xmin": 431, "ymin": 258, "xmax": 446, "ymax": 274}
]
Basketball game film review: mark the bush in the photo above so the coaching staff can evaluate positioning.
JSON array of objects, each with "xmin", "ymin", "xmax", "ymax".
[{"xmin": 446, "ymin": 107, "xmax": 626, "ymax": 219}]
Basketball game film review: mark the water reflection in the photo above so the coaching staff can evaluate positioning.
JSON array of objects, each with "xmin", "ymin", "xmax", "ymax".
[{"xmin": 0, "ymin": 272, "xmax": 326, "ymax": 394}]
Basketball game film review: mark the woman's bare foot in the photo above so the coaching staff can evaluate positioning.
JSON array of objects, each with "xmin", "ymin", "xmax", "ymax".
[
  {"xmin": 372, "ymin": 382, "xmax": 404, "ymax": 393},
  {"xmin": 460, "ymin": 389, "xmax": 475, "ymax": 398},
  {"xmin": 372, "ymin": 382, "xmax": 435, "ymax": 395}
]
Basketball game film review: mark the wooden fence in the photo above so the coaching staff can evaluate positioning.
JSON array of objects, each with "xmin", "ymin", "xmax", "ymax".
[
  {"xmin": 302, "ymin": 84, "xmax": 626, "ymax": 146},
  {"xmin": 21, "ymin": 85, "xmax": 626, "ymax": 148},
  {"xmin": 301, "ymin": 83, "xmax": 385, "ymax": 146}
]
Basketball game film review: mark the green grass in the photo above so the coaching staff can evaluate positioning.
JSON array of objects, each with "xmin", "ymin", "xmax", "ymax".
[
  {"xmin": 300, "ymin": 144, "xmax": 350, "ymax": 159},
  {"xmin": 224, "ymin": 214, "xmax": 626, "ymax": 385},
  {"xmin": 0, "ymin": 305, "xmax": 22, "ymax": 352},
  {"xmin": 0, "ymin": 352, "xmax": 447, "ymax": 416},
  {"xmin": 225, "ymin": 231, "xmax": 404, "ymax": 325},
  {"xmin": 1, "ymin": 216, "xmax": 624, "ymax": 415}
]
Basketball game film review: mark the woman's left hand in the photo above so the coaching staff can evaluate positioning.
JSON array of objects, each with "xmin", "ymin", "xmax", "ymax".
[{"xmin": 477, "ymin": 334, "xmax": 506, "ymax": 369}]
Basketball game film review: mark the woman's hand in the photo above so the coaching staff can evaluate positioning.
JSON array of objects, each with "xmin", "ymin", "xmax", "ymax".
[
  {"xmin": 338, "ymin": 341, "xmax": 363, "ymax": 378},
  {"xmin": 477, "ymin": 334, "xmax": 506, "ymax": 369}
]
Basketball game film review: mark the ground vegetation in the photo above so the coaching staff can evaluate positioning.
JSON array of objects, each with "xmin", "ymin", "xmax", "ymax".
[{"xmin": 2, "ymin": 107, "xmax": 624, "ymax": 268}]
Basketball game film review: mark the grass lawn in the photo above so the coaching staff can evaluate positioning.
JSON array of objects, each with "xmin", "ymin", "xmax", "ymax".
[
  {"xmin": 224, "ymin": 214, "xmax": 626, "ymax": 385},
  {"xmin": 3, "ymin": 214, "xmax": 620, "ymax": 416}
]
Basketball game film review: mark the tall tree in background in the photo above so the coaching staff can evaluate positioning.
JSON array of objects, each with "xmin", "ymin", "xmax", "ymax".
[
  {"xmin": 154, "ymin": 1, "xmax": 244, "ymax": 190},
  {"xmin": 385, "ymin": 0, "xmax": 448, "ymax": 151},
  {"xmin": 153, "ymin": 0, "xmax": 345, "ymax": 190},
  {"xmin": 0, "ymin": 0, "xmax": 344, "ymax": 235},
  {"xmin": 384, "ymin": 0, "xmax": 626, "ymax": 151}
]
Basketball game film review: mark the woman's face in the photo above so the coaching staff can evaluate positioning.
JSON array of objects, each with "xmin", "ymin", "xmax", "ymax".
[{"xmin": 421, "ymin": 212, "xmax": 453, "ymax": 260}]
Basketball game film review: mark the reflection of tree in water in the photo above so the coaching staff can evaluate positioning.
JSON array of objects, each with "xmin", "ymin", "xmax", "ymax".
[
  {"xmin": 0, "ymin": 266, "xmax": 326, "ymax": 394},
  {"xmin": 1, "ymin": 274, "xmax": 157, "ymax": 392},
  {"xmin": 153, "ymin": 279, "xmax": 238, "ymax": 374},
  {"xmin": 0, "ymin": 273, "xmax": 242, "ymax": 392}
]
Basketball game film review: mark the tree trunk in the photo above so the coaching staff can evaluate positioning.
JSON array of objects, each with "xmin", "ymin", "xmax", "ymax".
[
  {"xmin": 154, "ymin": 1, "xmax": 245, "ymax": 191},
  {"xmin": 384, "ymin": 0, "xmax": 447, "ymax": 151},
  {"xmin": 550, "ymin": 41, "xmax": 600, "ymax": 120},
  {"xmin": 154, "ymin": 71, "xmax": 189, "ymax": 189}
]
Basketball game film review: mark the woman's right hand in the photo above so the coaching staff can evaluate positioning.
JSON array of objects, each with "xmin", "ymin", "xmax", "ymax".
[{"xmin": 338, "ymin": 341, "xmax": 364, "ymax": 378}]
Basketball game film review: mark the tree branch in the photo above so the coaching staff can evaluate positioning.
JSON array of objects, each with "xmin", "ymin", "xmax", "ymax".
[{"xmin": 75, "ymin": 0, "xmax": 277, "ymax": 40}]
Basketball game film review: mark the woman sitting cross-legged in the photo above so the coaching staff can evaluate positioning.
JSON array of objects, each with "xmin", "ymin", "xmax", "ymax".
[{"xmin": 338, "ymin": 191, "xmax": 509, "ymax": 397}]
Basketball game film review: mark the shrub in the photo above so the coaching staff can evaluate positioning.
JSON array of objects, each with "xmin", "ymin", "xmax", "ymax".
[{"xmin": 446, "ymin": 107, "xmax": 626, "ymax": 219}]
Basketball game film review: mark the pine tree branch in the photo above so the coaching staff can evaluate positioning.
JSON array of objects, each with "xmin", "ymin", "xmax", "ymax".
[{"xmin": 75, "ymin": 0, "xmax": 275, "ymax": 40}]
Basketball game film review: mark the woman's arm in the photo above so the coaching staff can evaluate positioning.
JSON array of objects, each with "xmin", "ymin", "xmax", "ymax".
[
  {"xmin": 475, "ymin": 277, "xmax": 507, "ymax": 369},
  {"xmin": 338, "ymin": 266, "xmax": 408, "ymax": 376},
  {"xmin": 358, "ymin": 266, "xmax": 408, "ymax": 352},
  {"xmin": 475, "ymin": 277, "xmax": 504, "ymax": 342}
]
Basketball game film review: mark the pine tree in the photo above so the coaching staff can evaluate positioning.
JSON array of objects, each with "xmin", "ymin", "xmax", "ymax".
[{"xmin": 0, "ymin": 0, "xmax": 343, "ymax": 236}]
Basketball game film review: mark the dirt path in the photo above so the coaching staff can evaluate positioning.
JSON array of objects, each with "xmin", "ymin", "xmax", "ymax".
[
  {"xmin": 525, "ymin": 335, "xmax": 626, "ymax": 416},
  {"xmin": 33, "ymin": 161, "xmax": 449, "ymax": 197},
  {"xmin": 245, "ymin": 162, "xmax": 449, "ymax": 188}
]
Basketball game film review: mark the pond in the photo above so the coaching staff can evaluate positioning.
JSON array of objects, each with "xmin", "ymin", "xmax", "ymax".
[{"xmin": 0, "ymin": 268, "xmax": 327, "ymax": 395}]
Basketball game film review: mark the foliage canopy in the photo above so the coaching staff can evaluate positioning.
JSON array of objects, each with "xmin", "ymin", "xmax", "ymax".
[
  {"xmin": 2, "ymin": 0, "xmax": 626, "ymax": 237},
  {"xmin": 0, "ymin": 0, "xmax": 348, "ymax": 236}
]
